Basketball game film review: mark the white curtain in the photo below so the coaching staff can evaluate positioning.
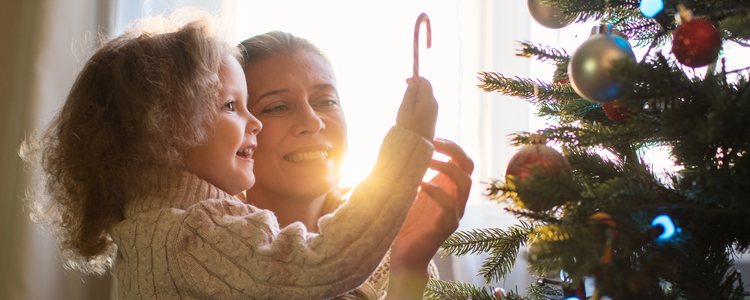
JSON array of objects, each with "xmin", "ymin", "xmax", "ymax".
[
  {"xmin": 1, "ymin": 0, "xmax": 114, "ymax": 299},
  {"xmin": 445, "ymin": 0, "xmax": 535, "ymax": 291}
]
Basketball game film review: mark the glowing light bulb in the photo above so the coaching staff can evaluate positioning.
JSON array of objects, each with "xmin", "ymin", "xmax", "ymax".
[
  {"xmin": 651, "ymin": 214, "xmax": 676, "ymax": 241},
  {"xmin": 560, "ymin": 270, "xmax": 570, "ymax": 282},
  {"xmin": 640, "ymin": 0, "xmax": 664, "ymax": 18}
]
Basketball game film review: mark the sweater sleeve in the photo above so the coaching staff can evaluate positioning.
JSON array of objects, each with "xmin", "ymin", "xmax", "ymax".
[{"xmin": 170, "ymin": 126, "xmax": 433, "ymax": 299}]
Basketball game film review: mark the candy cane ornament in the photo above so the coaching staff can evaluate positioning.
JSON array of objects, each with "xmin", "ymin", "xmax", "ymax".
[{"xmin": 413, "ymin": 13, "xmax": 432, "ymax": 79}]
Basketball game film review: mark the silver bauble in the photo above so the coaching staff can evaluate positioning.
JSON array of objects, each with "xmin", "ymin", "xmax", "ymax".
[
  {"xmin": 568, "ymin": 25, "xmax": 636, "ymax": 103},
  {"xmin": 527, "ymin": 0, "xmax": 572, "ymax": 29}
]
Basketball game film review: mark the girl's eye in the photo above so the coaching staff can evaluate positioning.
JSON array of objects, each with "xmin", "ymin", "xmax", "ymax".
[{"xmin": 222, "ymin": 100, "xmax": 236, "ymax": 112}]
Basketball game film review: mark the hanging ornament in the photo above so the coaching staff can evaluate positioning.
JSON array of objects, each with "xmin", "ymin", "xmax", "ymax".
[
  {"xmin": 568, "ymin": 24, "xmax": 636, "ymax": 103},
  {"xmin": 671, "ymin": 4, "xmax": 721, "ymax": 68},
  {"xmin": 589, "ymin": 212, "xmax": 617, "ymax": 265},
  {"xmin": 505, "ymin": 135, "xmax": 573, "ymax": 212},
  {"xmin": 527, "ymin": 0, "xmax": 573, "ymax": 29},
  {"xmin": 492, "ymin": 287, "xmax": 506, "ymax": 299},
  {"xmin": 602, "ymin": 101, "xmax": 630, "ymax": 122}
]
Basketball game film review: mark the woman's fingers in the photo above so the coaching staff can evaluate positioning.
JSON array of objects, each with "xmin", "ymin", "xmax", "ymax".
[
  {"xmin": 433, "ymin": 138, "xmax": 474, "ymax": 174},
  {"xmin": 419, "ymin": 181, "xmax": 460, "ymax": 230},
  {"xmin": 426, "ymin": 159, "xmax": 472, "ymax": 217}
]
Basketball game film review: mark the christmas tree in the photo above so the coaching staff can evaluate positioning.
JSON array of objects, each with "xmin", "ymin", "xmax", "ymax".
[{"xmin": 426, "ymin": 0, "xmax": 750, "ymax": 299}]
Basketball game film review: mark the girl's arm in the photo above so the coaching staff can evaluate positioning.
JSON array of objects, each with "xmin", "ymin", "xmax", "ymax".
[{"xmin": 161, "ymin": 78, "xmax": 437, "ymax": 299}]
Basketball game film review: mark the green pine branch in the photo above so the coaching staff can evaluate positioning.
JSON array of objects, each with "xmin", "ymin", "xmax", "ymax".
[
  {"xmin": 722, "ymin": 11, "xmax": 750, "ymax": 42},
  {"xmin": 525, "ymin": 224, "xmax": 602, "ymax": 278},
  {"xmin": 441, "ymin": 222, "xmax": 535, "ymax": 257},
  {"xmin": 564, "ymin": 149, "xmax": 626, "ymax": 183},
  {"xmin": 424, "ymin": 279, "xmax": 496, "ymax": 300},
  {"xmin": 516, "ymin": 42, "xmax": 569, "ymax": 64},
  {"xmin": 526, "ymin": 281, "xmax": 564, "ymax": 299},
  {"xmin": 511, "ymin": 125, "xmax": 659, "ymax": 151},
  {"xmin": 477, "ymin": 72, "xmax": 580, "ymax": 103},
  {"xmin": 503, "ymin": 207, "xmax": 563, "ymax": 225},
  {"xmin": 425, "ymin": 279, "xmax": 554, "ymax": 300}
]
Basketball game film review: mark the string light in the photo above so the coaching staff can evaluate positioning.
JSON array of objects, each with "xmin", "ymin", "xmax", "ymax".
[
  {"xmin": 640, "ymin": 0, "xmax": 664, "ymax": 18},
  {"xmin": 651, "ymin": 214, "xmax": 676, "ymax": 241},
  {"xmin": 560, "ymin": 270, "xmax": 571, "ymax": 282}
]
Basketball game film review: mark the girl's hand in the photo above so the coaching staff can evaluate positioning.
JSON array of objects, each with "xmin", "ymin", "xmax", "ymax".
[{"xmin": 396, "ymin": 77, "xmax": 438, "ymax": 141}]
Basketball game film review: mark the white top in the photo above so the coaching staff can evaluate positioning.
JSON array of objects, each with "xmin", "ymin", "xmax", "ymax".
[{"xmin": 109, "ymin": 126, "xmax": 433, "ymax": 299}]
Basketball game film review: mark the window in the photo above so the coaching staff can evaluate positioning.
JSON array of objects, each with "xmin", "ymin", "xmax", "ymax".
[{"xmin": 112, "ymin": 0, "xmax": 546, "ymax": 291}]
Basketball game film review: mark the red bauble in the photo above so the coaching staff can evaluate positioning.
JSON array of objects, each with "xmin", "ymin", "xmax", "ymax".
[
  {"xmin": 554, "ymin": 76, "xmax": 569, "ymax": 85},
  {"xmin": 672, "ymin": 18, "xmax": 721, "ymax": 68},
  {"xmin": 602, "ymin": 101, "xmax": 630, "ymax": 122},
  {"xmin": 506, "ymin": 142, "xmax": 572, "ymax": 211}
]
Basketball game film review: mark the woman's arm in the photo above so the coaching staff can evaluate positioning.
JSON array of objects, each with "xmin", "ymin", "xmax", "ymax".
[{"xmin": 386, "ymin": 138, "xmax": 474, "ymax": 299}]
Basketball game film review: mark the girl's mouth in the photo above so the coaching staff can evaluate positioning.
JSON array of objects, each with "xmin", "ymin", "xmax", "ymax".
[{"xmin": 236, "ymin": 146, "xmax": 255, "ymax": 159}]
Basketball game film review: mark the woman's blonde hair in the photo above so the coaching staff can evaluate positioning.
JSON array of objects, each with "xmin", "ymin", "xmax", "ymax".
[
  {"xmin": 237, "ymin": 30, "xmax": 330, "ymax": 70},
  {"xmin": 23, "ymin": 13, "xmax": 235, "ymax": 274}
]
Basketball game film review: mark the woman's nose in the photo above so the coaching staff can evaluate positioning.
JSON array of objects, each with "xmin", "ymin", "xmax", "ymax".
[{"xmin": 293, "ymin": 105, "xmax": 325, "ymax": 135}]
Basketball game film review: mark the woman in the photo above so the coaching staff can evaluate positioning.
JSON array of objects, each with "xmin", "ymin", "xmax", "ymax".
[{"xmin": 238, "ymin": 31, "xmax": 474, "ymax": 299}]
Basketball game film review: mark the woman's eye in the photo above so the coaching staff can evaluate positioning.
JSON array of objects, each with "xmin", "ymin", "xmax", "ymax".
[
  {"xmin": 261, "ymin": 104, "xmax": 290, "ymax": 114},
  {"xmin": 315, "ymin": 99, "xmax": 339, "ymax": 109},
  {"xmin": 222, "ymin": 100, "xmax": 236, "ymax": 111}
]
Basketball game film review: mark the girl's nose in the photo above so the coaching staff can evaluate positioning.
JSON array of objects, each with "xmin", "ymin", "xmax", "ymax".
[{"xmin": 246, "ymin": 113, "xmax": 262, "ymax": 135}]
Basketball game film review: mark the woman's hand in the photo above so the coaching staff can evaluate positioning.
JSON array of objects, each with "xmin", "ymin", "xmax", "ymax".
[
  {"xmin": 387, "ymin": 138, "xmax": 474, "ymax": 298},
  {"xmin": 396, "ymin": 77, "xmax": 438, "ymax": 141}
]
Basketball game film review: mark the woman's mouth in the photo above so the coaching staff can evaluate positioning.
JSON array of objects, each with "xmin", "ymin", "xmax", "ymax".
[{"xmin": 284, "ymin": 150, "xmax": 329, "ymax": 162}]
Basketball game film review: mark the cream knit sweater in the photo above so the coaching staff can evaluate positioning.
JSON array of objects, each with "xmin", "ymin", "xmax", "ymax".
[{"xmin": 109, "ymin": 126, "xmax": 433, "ymax": 299}]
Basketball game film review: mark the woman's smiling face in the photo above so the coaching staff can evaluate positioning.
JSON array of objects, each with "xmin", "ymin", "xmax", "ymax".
[{"xmin": 245, "ymin": 50, "xmax": 347, "ymax": 201}]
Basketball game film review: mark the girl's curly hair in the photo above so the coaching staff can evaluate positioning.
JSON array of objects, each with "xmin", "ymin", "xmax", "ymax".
[{"xmin": 22, "ymin": 12, "xmax": 236, "ymax": 274}]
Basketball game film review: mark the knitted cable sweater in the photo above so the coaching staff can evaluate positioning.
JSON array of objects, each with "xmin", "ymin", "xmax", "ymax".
[{"xmin": 109, "ymin": 126, "xmax": 433, "ymax": 299}]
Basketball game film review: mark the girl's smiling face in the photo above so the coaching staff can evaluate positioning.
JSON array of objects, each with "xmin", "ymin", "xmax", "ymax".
[
  {"xmin": 183, "ymin": 55, "xmax": 263, "ymax": 195},
  {"xmin": 245, "ymin": 50, "xmax": 347, "ymax": 201}
]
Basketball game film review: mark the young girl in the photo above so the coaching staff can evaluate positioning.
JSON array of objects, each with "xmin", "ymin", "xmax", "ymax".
[{"xmin": 24, "ymin": 15, "xmax": 438, "ymax": 299}]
